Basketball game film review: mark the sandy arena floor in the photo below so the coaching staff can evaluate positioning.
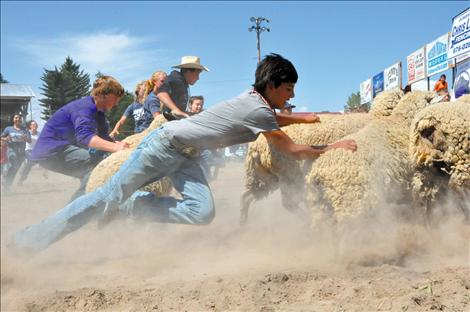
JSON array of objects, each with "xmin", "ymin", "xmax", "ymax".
[{"xmin": 1, "ymin": 162, "xmax": 469, "ymax": 311}]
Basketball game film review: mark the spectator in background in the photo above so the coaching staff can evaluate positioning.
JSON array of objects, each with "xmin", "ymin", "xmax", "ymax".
[
  {"xmin": 141, "ymin": 71, "xmax": 168, "ymax": 129},
  {"xmin": 110, "ymin": 80, "xmax": 147, "ymax": 137},
  {"xmin": 1, "ymin": 114, "xmax": 31, "ymax": 192},
  {"xmin": 188, "ymin": 95, "xmax": 204, "ymax": 114},
  {"xmin": 187, "ymin": 95, "xmax": 225, "ymax": 180},
  {"xmin": 1, "ymin": 136, "xmax": 9, "ymax": 180},
  {"xmin": 18, "ymin": 120, "xmax": 47, "ymax": 185},
  {"xmin": 433, "ymin": 74, "xmax": 448, "ymax": 93},
  {"xmin": 158, "ymin": 56, "xmax": 209, "ymax": 120},
  {"xmin": 29, "ymin": 76, "xmax": 130, "ymax": 201}
]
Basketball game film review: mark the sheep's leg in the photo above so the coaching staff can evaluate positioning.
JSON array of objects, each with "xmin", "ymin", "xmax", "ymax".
[
  {"xmin": 240, "ymin": 191, "xmax": 257, "ymax": 226},
  {"xmin": 453, "ymin": 188, "xmax": 470, "ymax": 220}
]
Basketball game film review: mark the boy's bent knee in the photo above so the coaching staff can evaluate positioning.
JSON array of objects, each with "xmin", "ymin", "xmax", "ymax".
[{"xmin": 193, "ymin": 202, "xmax": 215, "ymax": 225}]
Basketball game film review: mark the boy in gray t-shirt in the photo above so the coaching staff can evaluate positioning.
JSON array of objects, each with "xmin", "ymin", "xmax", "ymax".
[{"xmin": 12, "ymin": 54, "xmax": 357, "ymax": 252}]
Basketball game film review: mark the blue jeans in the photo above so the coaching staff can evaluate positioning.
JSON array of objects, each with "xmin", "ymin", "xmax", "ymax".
[
  {"xmin": 13, "ymin": 127, "xmax": 215, "ymax": 252},
  {"xmin": 38, "ymin": 145, "xmax": 106, "ymax": 201}
]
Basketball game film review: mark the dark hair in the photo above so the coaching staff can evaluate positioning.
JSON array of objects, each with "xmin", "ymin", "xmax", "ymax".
[
  {"xmin": 10, "ymin": 113, "xmax": 22, "ymax": 123},
  {"xmin": 189, "ymin": 95, "xmax": 204, "ymax": 105},
  {"xmin": 440, "ymin": 74, "xmax": 446, "ymax": 79},
  {"xmin": 253, "ymin": 53, "xmax": 298, "ymax": 93},
  {"xmin": 403, "ymin": 84, "xmax": 412, "ymax": 94},
  {"xmin": 26, "ymin": 120, "xmax": 37, "ymax": 129}
]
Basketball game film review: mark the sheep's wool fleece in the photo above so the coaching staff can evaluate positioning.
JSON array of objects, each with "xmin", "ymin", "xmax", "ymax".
[
  {"xmin": 410, "ymin": 95, "xmax": 470, "ymax": 190},
  {"xmin": 369, "ymin": 89, "xmax": 404, "ymax": 118},
  {"xmin": 305, "ymin": 91, "xmax": 433, "ymax": 225},
  {"xmin": 86, "ymin": 115, "xmax": 172, "ymax": 196},
  {"xmin": 244, "ymin": 113, "xmax": 371, "ymax": 198}
]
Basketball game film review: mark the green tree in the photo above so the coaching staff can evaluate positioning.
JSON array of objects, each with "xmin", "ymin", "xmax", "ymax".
[
  {"xmin": 344, "ymin": 91, "xmax": 369, "ymax": 112},
  {"xmin": 38, "ymin": 57, "xmax": 90, "ymax": 121},
  {"xmin": 106, "ymin": 90, "xmax": 135, "ymax": 140},
  {"xmin": 0, "ymin": 73, "xmax": 8, "ymax": 83}
]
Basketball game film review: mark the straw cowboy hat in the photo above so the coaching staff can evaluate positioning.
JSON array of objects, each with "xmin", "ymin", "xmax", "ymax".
[{"xmin": 172, "ymin": 56, "xmax": 209, "ymax": 72}]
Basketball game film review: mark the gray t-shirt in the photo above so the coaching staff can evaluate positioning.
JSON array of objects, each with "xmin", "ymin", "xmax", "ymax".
[{"xmin": 163, "ymin": 90, "xmax": 280, "ymax": 150}]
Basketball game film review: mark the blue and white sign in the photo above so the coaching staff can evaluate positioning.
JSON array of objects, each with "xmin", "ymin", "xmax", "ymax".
[
  {"xmin": 360, "ymin": 78, "xmax": 372, "ymax": 104},
  {"xmin": 448, "ymin": 8, "xmax": 470, "ymax": 59},
  {"xmin": 426, "ymin": 33, "xmax": 449, "ymax": 76},
  {"xmin": 454, "ymin": 59, "xmax": 470, "ymax": 98},
  {"xmin": 372, "ymin": 72, "xmax": 384, "ymax": 98}
]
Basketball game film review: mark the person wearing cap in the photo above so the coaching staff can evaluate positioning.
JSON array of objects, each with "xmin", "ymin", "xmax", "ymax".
[
  {"xmin": 12, "ymin": 54, "xmax": 357, "ymax": 253},
  {"xmin": 157, "ymin": 56, "xmax": 209, "ymax": 120}
]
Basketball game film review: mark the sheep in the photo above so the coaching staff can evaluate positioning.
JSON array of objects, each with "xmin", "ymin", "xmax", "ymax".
[
  {"xmin": 240, "ymin": 89, "xmax": 405, "ymax": 225},
  {"xmin": 409, "ymin": 95, "xmax": 470, "ymax": 220},
  {"xmin": 86, "ymin": 115, "xmax": 172, "ymax": 196},
  {"xmin": 304, "ymin": 91, "xmax": 435, "ymax": 226}
]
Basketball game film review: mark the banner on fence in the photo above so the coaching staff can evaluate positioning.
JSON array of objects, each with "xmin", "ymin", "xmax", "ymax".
[
  {"xmin": 384, "ymin": 62, "xmax": 402, "ymax": 90},
  {"xmin": 407, "ymin": 47, "xmax": 426, "ymax": 84},
  {"xmin": 360, "ymin": 78, "xmax": 372, "ymax": 104},
  {"xmin": 448, "ymin": 8, "xmax": 470, "ymax": 59},
  {"xmin": 426, "ymin": 33, "xmax": 449, "ymax": 76},
  {"xmin": 373, "ymin": 72, "xmax": 384, "ymax": 98}
]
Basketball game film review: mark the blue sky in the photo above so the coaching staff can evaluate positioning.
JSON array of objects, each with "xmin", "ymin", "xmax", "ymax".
[{"xmin": 1, "ymin": 1, "xmax": 468, "ymax": 123}]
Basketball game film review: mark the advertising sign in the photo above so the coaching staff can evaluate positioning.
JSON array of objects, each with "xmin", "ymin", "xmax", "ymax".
[
  {"xmin": 407, "ymin": 47, "xmax": 426, "ymax": 84},
  {"xmin": 360, "ymin": 78, "xmax": 372, "ymax": 104},
  {"xmin": 411, "ymin": 80, "xmax": 429, "ymax": 91},
  {"xmin": 454, "ymin": 59, "xmax": 470, "ymax": 98},
  {"xmin": 426, "ymin": 33, "xmax": 449, "ymax": 76},
  {"xmin": 384, "ymin": 62, "xmax": 402, "ymax": 90},
  {"xmin": 448, "ymin": 8, "xmax": 470, "ymax": 59},
  {"xmin": 372, "ymin": 72, "xmax": 384, "ymax": 98}
]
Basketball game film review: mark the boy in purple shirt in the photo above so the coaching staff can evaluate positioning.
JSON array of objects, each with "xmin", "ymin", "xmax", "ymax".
[{"xmin": 31, "ymin": 76, "xmax": 130, "ymax": 200}]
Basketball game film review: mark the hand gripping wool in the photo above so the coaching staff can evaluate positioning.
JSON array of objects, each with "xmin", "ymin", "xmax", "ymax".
[
  {"xmin": 410, "ymin": 95, "xmax": 470, "ymax": 219},
  {"xmin": 241, "ymin": 89, "xmax": 405, "ymax": 225},
  {"xmin": 86, "ymin": 115, "xmax": 172, "ymax": 196},
  {"xmin": 305, "ymin": 91, "xmax": 435, "ymax": 226}
]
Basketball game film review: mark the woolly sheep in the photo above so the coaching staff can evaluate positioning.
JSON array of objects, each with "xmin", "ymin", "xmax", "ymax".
[
  {"xmin": 241, "ymin": 89, "xmax": 404, "ymax": 225},
  {"xmin": 86, "ymin": 115, "xmax": 172, "ymax": 196},
  {"xmin": 410, "ymin": 95, "xmax": 470, "ymax": 219},
  {"xmin": 305, "ymin": 91, "xmax": 435, "ymax": 226}
]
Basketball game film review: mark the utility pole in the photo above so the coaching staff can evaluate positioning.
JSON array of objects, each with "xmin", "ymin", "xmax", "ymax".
[{"xmin": 248, "ymin": 17, "xmax": 270, "ymax": 63}]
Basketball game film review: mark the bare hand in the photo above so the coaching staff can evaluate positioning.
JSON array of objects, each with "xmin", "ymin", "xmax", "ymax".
[
  {"xmin": 114, "ymin": 141, "xmax": 130, "ymax": 152},
  {"xmin": 304, "ymin": 113, "xmax": 320, "ymax": 123},
  {"xmin": 329, "ymin": 139, "xmax": 357, "ymax": 152},
  {"xmin": 109, "ymin": 129, "xmax": 119, "ymax": 138},
  {"xmin": 171, "ymin": 109, "xmax": 189, "ymax": 119}
]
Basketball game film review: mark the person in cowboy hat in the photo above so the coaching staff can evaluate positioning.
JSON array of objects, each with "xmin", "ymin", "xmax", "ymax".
[
  {"xmin": 11, "ymin": 54, "xmax": 357, "ymax": 253},
  {"xmin": 156, "ymin": 56, "xmax": 209, "ymax": 120}
]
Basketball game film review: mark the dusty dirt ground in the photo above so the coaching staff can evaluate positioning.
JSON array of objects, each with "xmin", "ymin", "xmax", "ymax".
[{"xmin": 1, "ymin": 162, "xmax": 470, "ymax": 312}]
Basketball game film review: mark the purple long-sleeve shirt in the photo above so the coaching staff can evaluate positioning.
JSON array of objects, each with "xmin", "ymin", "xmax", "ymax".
[{"xmin": 31, "ymin": 96, "xmax": 113, "ymax": 161}]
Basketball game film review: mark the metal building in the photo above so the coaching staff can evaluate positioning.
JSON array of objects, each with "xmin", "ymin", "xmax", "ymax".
[{"xmin": 0, "ymin": 83, "xmax": 35, "ymax": 131}]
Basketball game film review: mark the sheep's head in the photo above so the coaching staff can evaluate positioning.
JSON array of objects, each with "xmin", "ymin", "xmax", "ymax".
[{"xmin": 410, "ymin": 99, "xmax": 470, "ymax": 191}]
